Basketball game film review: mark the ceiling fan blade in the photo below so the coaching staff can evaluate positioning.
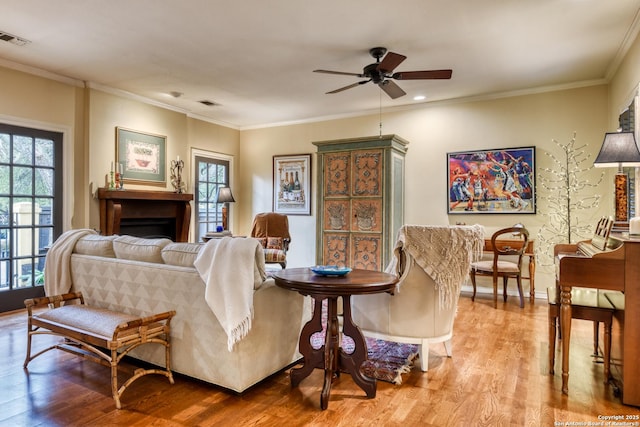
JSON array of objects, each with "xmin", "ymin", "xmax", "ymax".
[
  {"xmin": 377, "ymin": 51, "xmax": 407, "ymax": 73},
  {"xmin": 326, "ymin": 80, "xmax": 369, "ymax": 94},
  {"xmin": 392, "ymin": 69, "xmax": 453, "ymax": 80},
  {"xmin": 379, "ymin": 80, "xmax": 406, "ymax": 99},
  {"xmin": 314, "ymin": 69, "xmax": 363, "ymax": 77}
]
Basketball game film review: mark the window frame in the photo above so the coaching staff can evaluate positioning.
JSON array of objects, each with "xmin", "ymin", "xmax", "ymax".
[{"xmin": 192, "ymin": 149, "xmax": 233, "ymax": 242}]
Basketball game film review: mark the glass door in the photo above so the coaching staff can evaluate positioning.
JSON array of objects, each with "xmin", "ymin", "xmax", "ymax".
[{"xmin": 0, "ymin": 123, "xmax": 62, "ymax": 312}]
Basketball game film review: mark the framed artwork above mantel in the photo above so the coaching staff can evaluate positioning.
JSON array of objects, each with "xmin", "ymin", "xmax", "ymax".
[{"xmin": 116, "ymin": 127, "xmax": 166, "ymax": 186}]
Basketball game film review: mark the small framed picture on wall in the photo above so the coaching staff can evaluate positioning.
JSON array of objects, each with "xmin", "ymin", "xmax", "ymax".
[
  {"xmin": 273, "ymin": 153, "xmax": 312, "ymax": 215},
  {"xmin": 116, "ymin": 127, "xmax": 167, "ymax": 186}
]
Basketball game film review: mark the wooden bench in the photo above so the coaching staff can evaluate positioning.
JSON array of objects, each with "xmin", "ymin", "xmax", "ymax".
[{"xmin": 24, "ymin": 292, "xmax": 175, "ymax": 409}]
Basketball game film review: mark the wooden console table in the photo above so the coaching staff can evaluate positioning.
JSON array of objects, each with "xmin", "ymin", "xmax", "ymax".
[
  {"xmin": 483, "ymin": 238, "xmax": 535, "ymax": 301},
  {"xmin": 98, "ymin": 189, "xmax": 193, "ymax": 242}
]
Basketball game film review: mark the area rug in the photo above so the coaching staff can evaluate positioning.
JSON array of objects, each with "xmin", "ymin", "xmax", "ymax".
[
  {"xmin": 356, "ymin": 337, "xmax": 419, "ymax": 384},
  {"xmin": 310, "ymin": 329, "xmax": 419, "ymax": 385}
]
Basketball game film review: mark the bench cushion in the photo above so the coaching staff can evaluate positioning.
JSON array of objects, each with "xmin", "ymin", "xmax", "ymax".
[
  {"xmin": 35, "ymin": 305, "xmax": 137, "ymax": 338},
  {"xmin": 547, "ymin": 286, "xmax": 615, "ymax": 309}
]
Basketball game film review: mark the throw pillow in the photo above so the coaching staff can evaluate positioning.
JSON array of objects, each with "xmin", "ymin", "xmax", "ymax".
[
  {"xmin": 73, "ymin": 234, "xmax": 117, "ymax": 258},
  {"xmin": 256, "ymin": 237, "xmax": 267, "ymax": 248},
  {"xmin": 264, "ymin": 248, "xmax": 286, "ymax": 264},
  {"xmin": 161, "ymin": 242, "xmax": 203, "ymax": 267},
  {"xmin": 266, "ymin": 237, "xmax": 283, "ymax": 250},
  {"xmin": 113, "ymin": 235, "xmax": 172, "ymax": 264}
]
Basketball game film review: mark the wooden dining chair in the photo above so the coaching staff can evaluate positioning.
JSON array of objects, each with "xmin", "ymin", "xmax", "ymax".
[{"xmin": 469, "ymin": 226, "xmax": 530, "ymax": 308}]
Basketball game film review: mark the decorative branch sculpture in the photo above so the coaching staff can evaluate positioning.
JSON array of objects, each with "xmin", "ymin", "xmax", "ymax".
[{"xmin": 536, "ymin": 132, "xmax": 604, "ymax": 267}]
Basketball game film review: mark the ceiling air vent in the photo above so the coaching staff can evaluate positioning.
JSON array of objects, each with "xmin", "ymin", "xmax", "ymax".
[
  {"xmin": 0, "ymin": 30, "xmax": 31, "ymax": 46},
  {"xmin": 198, "ymin": 100, "xmax": 219, "ymax": 107}
]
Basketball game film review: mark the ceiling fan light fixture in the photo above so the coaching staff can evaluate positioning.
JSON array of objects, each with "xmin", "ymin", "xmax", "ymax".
[{"xmin": 314, "ymin": 47, "xmax": 452, "ymax": 99}]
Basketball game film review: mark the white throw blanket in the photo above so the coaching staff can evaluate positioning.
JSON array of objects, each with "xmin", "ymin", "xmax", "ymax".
[
  {"xmin": 194, "ymin": 237, "xmax": 266, "ymax": 351},
  {"xmin": 386, "ymin": 224, "xmax": 484, "ymax": 309},
  {"xmin": 44, "ymin": 228, "xmax": 97, "ymax": 296}
]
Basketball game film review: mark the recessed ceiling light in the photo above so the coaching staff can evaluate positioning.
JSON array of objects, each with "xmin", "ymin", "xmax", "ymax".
[{"xmin": 413, "ymin": 95, "xmax": 426, "ymax": 101}]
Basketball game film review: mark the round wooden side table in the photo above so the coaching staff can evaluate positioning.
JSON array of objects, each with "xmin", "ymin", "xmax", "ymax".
[{"xmin": 272, "ymin": 267, "xmax": 397, "ymax": 410}]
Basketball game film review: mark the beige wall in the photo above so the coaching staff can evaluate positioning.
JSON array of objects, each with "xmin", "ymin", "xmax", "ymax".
[
  {"xmin": 86, "ymin": 88, "xmax": 241, "ymax": 239},
  {"xmin": 609, "ymin": 30, "xmax": 640, "ymax": 127},
  {"xmin": 0, "ymin": 68, "xmax": 241, "ymax": 241},
  {"xmin": 0, "ymin": 65, "xmax": 84, "ymax": 228},
  {"xmin": 239, "ymin": 85, "xmax": 610, "ymax": 292},
  {"xmin": 87, "ymin": 89, "xmax": 190, "ymax": 229},
  {"xmin": 187, "ymin": 117, "xmax": 241, "ymax": 234}
]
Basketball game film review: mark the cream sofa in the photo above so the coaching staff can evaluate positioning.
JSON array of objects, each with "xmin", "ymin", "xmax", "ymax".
[
  {"xmin": 351, "ymin": 225, "xmax": 483, "ymax": 371},
  {"xmin": 54, "ymin": 233, "xmax": 308, "ymax": 393}
]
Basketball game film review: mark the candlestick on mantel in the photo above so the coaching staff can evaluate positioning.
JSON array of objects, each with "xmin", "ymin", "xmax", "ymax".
[{"xmin": 170, "ymin": 157, "xmax": 185, "ymax": 193}]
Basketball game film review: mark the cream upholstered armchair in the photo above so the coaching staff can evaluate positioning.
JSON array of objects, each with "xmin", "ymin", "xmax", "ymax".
[{"xmin": 351, "ymin": 225, "xmax": 483, "ymax": 371}]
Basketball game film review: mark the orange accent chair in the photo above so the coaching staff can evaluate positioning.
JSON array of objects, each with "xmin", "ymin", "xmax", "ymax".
[{"xmin": 250, "ymin": 212, "xmax": 291, "ymax": 268}]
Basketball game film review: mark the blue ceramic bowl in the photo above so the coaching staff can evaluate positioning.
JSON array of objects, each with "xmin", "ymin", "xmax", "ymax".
[{"xmin": 310, "ymin": 265, "xmax": 352, "ymax": 277}]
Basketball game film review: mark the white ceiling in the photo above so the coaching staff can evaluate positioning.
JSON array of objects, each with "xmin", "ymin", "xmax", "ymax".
[{"xmin": 1, "ymin": 0, "xmax": 640, "ymax": 129}]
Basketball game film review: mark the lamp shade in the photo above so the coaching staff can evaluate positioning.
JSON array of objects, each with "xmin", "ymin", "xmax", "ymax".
[
  {"xmin": 593, "ymin": 132, "xmax": 640, "ymax": 168},
  {"xmin": 216, "ymin": 187, "xmax": 235, "ymax": 203}
]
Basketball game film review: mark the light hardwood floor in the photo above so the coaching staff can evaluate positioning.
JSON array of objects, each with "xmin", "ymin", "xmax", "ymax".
[{"xmin": 1, "ymin": 292, "xmax": 639, "ymax": 426}]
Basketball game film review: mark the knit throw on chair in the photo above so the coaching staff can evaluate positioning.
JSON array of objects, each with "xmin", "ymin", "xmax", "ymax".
[{"xmin": 389, "ymin": 225, "xmax": 484, "ymax": 309}]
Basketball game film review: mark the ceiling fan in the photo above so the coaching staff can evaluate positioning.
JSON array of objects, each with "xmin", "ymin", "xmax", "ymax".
[{"xmin": 314, "ymin": 47, "xmax": 452, "ymax": 99}]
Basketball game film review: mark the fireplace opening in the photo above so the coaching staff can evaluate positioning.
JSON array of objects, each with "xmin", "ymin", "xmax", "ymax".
[
  {"xmin": 98, "ymin": 189, "xmax": 193, "ymax": 242},
  {"xmin": 119, "ymin": 218, "xmax": 177, "ymax": 241}
]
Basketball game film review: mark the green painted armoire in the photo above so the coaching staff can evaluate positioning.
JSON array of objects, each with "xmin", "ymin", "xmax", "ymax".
[{"xmin": 313, "ymin": 134, "xmax": 409, "ymax": 271}]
